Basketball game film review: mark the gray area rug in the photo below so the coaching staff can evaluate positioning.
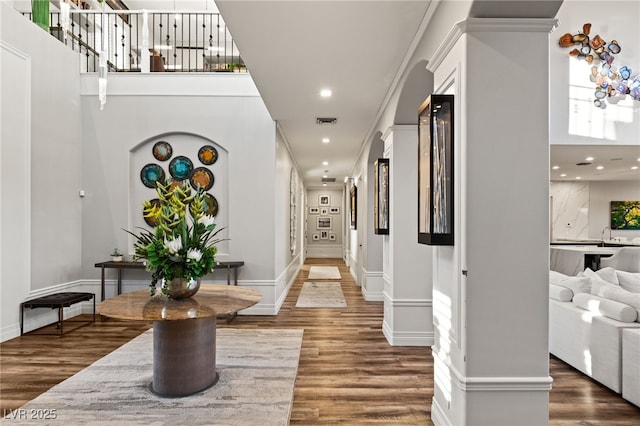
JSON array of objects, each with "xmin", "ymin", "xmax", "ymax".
[
  {"xmin": 296, "ymin": 282, "xmax": 347, "ymax": 308},
  {"xmin": 4, "ymin": 328, "xmax": 303, "ymax": 425},
  {"xmin": 307, "ymin": 266, "xmax": 342, "ymax": 280}
]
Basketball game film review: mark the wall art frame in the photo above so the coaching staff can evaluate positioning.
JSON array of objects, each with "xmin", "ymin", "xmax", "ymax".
[
  {"xmin": 320, "ymin": 230, "xmax": 329, "ymax": 240},
  {"xmin": 309, "ymin": 207, "xmax": 320, "ymax": 214},
  {"xmin": 319, "ymin": 195, "xmax": 331, "ymax": 206},
  {"xmin": 320, "ymin": 207, "xmax": 329, "ymax": 215},
  {"xmin": 418, "ymin": 94, "xmax": 454, "ymax": 245},
  {"xmin": 374, "ymin": 158, "xmax": 390, "ymax": 235},
  {"xmin": 317, "ymin": 216, "xmax": 332, "ymax": 230},
  {"xmin": 610, "ymin": 200, "xmax": 640, "ymax": 230},
  {"xmin": 329, "ymin": 206, "xmax": 340, "ymax": 214},
  {"xmin": 350, "ymin": 184, "xmax": 357, "ymax": 230}
]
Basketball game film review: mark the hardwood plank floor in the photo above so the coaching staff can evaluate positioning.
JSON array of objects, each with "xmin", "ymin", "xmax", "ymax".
[{"xmin": 2, "ymin": 258, "xmax": 639, "ymax": 424}]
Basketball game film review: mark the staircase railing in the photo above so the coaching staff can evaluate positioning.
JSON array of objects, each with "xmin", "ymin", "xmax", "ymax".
[{"xmin": 22, "ymin": 10, "xmax": 246, "ymax": 73}]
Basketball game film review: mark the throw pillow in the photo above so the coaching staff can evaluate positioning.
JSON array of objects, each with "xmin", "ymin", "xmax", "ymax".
[
  {"xmin": 572, "ymin": 293, "xmax": 638, "ymax": 323},
  {"xmin": 595, "ymin": 267, "xmax": 619, "ymax": 284},
  {"xmin": 616, "ymin": 270, "xmax": 640, "ymax": 293},
  {"xmin": 550, "ymin": 271, "xmax": 591, "ymax": 294},
  {"xmin": 582, "ymin": 268, "xmax": 617, "ymax": 291},
  {"xmin": 591, "ymin": 281, "xmax": 640, "ymax": 321},
  {"xmin": 550, "ymin": 283, "xmax": 573, "ymax": 302}
]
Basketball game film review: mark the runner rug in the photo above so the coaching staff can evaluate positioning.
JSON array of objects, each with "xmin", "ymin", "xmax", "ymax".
[
  {"xmin": 307, "ymin": 265, "xmax": 342, "ymax": 280},
  {"xmin": 4, "ymin": 328, "xmax": 303, "ymax": 426},
  {"xmin": 295, "ymin": 282, "xmax": 347, "ymax": 308}
]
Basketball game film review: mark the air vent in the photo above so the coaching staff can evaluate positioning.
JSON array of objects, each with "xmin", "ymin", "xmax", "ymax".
[
  {"xmin": 576, "ymin": 162, "xmax": 592, "ymax": 166},
  {"xmin": 321, "ymin": 177, "xmax": 336, "ymax": 183},
  {"xmin": 316, "ymin": 117, "xmax": 337, "ymax": 125}
]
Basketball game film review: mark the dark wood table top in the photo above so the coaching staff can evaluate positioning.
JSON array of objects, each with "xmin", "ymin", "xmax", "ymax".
[{"xmin": 98, "ymin": 285, "xmax": 261, "ymax": 321}]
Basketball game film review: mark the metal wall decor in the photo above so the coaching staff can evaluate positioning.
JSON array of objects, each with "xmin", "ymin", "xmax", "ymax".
[
  {"xmin": 374, "ymin": 158, "xmax": 389, "ymax": 235},
  {"xmin": 418, "ymin": 94, "xmax": 454, "ymax": 245},
  {"xmin": 140, "ymin": 141, "xmax": 222, "ymax": 227},
  {"xmin": 558, "ymin": 23, "xmax": 640, "ymax": 108}
]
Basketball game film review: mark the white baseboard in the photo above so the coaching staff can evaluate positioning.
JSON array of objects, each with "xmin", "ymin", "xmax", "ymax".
[
  {"xmin": 361, "ymin": 269, "xmax": 383, "ymax": 301},
  {"xmin": 431, "ymin": 397, "xmax": 452, "ymax": 426},
  {"xmin": 382, "ymin": 319, "xmax": 434, "ymax": 346}
]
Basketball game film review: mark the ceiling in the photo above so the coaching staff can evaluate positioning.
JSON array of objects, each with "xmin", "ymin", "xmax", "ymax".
[{"xmin": 122, "ymin": 0, "xmax": 639, "ymax": 186}]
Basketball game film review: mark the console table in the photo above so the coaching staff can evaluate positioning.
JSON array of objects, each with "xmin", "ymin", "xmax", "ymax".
[
  {"xmin": 95, "ymin": 260, "xmax": 245, "ymax": 301},
  {"xmin": 98, "ymin": 285, "xmax": 261, "ymax": 397}
]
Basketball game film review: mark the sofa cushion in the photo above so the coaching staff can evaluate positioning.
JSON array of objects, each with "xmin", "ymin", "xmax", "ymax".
[
  {"xmin": 595, "ymin": 267, "xmax": 619, "ymax": 284},
  {"xmin": 550, "ymin": 283, "xmax": 573, "ymax": 302},
  {"xmin": 572, "ymin": 293, "xmax": 638, "ymax": 323},
  {"xmin": 550, "ymin": 270, "xmax": 591, "ymax": 294},
  {"xmin": 616, "ymin": 270, "xmax": 640, "ymax": 293},
  {"xmin": 590, "ymin": 278, "xmax": 640, "ymax": 321}
]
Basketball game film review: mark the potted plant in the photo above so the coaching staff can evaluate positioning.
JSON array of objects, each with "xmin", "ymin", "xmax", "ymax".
[
  {"xmin": 111, "ymin": 249, "xmax": 123, "ymax": 262},
  {"xmin": 125, "ymin": 180, "xmax": 224, "ymax": 299}
]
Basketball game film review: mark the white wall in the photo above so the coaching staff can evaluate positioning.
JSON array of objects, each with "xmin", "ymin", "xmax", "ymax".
[
  {"xmin": 79, "ymin": 73, "xmax": 284, "ymax": 310},
  {"xmin": 1, "ymin": 3, "xmax": 83, "ymax": 341},
  {"xmin": 274, "ymin": 129, "xmax": 304, "ymax": 309},
  {"xmin": 306, "ymin": 188, "xmax": 343, "ymax": 258}
]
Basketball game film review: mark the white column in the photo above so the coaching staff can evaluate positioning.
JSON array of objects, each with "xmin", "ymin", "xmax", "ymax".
[
  {"xmin": 382, "ymin": 125, "xmax": 434, "ymax": 346},
  {"xmin": 429, "ymin": 18, "xmax": 557, "ymax": 426}
]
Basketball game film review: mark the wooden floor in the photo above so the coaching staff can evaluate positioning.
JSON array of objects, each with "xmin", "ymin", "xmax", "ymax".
[{"xmin": 2, "ymin": 258, "xmax": 640, "ymax": 424}]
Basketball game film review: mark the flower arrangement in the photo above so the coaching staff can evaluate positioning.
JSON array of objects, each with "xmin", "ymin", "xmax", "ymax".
[{"xmin": 125, "ymin": 180, "xmax": 224, "ymax": 296}]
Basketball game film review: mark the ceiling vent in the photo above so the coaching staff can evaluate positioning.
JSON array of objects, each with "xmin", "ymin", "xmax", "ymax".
[
  {"xmin": 316, "ymin": 117, "xmax": 337, "ymax": 125},
  {"xmin": 321, "ymin": 177, "xmax": 336, "ymax": 183}
]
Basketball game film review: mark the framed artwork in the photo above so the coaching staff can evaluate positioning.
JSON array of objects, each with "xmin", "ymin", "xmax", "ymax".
[
  {"xmin": 329, "ymin": 233, "xmax": 336, "ymax": 241},
  {"xmin": 320, "ymin": 230, "xmax": 329, "ymax": 239},
  {"xmin": 374, "ymin": 158, "xmax": 389, "ymax": 235},
  {"xmin": 317, "ymin": 216, "xmax": 332, "ymax": 229},
  {"xmin": 319, "ymin": 195, "xmax": 331, "ymax": 206},
  {"xmin": 610, "ymin": 201, "xmax": 640, "ymax": 230},
  {"xmin": 418, "ymin": 94, "xmax": 454, "ymax": 245},
  {"xmin": 309, "ymin": 207, "xmax": 319, "ymax": 214},
  {"xmin": 320, "ymin": 207, "xmax": 329, "ymax": 215},
  {"xmin": 312, "ymin": 233, "xmax": 320, "ymax": 241},
  {"xmin": 350, "ymin": 184, "xmax": 357, "ymax": 230},
  {"xmin": 330, "ymin": 206, "xmax": 340, "ymax": 214}
]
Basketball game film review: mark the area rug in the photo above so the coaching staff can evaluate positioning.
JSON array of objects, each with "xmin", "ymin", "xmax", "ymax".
[
  {"xmin": 295, "ymin": 282, "xmax": 347, "ymax": 308},
  {"xmin": 6, "ymin": 328, "xmax": 303, "ymax": 425},
  {"xmin": 307, "ymin": 265, "xmax": 342, "ymax": 280}
]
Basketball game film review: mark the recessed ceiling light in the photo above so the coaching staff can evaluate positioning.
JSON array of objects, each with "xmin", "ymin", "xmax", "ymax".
[
  {"xmin": 576, "ymin": 176, "xmax": 582, "ymax": 180},
  {"xmin": 596, "ymin": 166, "xmax": 604, "ymax": 170},
  {"xmin": 585, "ymin": 156, "xmax": 594, "ymax": 161},
  {"xmin": 320, "ymin": 89, "xmax": 332, "ymax": 98},
  {"xmin": 322, "ymin": 161, "xmax": 329, "ymax": 166},
  {"xmin": 632, "ymin": 166, "xmax": 639, "ymax": 170},
  {"xmin": 322, "ymin": 137, "xmax": 330, "ymax": 144},
  {"xmin": 560, "ymin": 174, "xmax": 567, "ymax": 177},
  {"xmin": 322, "ymin": 183, "xmax": 327, "ymax": 187},
  {"xmin": 322, "ymin": 175, "xmax": 328, "ymax": 178},
  {"xmin": 552, "ymin": 165, "xmax": 560, "ymax": 170}
]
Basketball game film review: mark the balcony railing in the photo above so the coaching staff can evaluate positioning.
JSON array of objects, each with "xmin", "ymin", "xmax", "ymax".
[{"xmin": 22, "ymin": 10, "xmax": 246, "ymax": 73}]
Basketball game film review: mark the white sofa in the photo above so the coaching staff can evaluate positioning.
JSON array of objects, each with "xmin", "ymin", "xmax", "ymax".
[{"xmin": 549, "ymin": 267, "xmax": 640, "ymax": 406}]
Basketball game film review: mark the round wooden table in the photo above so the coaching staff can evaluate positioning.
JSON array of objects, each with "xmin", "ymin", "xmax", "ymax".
[{"xmin": 98, "ymin": 285, "xmax": 261, "ymax": 397}]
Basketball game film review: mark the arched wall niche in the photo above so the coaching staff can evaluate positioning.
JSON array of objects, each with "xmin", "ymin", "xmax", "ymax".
[
  {"xmin": 129, "ymin": 131, "xmax": 230, "ymax": 255},
  {"xmin": 393, "ymin": 59, "xmax": 433, "ymax": 125}
]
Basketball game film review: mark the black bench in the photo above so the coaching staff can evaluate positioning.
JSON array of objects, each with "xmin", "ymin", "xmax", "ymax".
[{"xmin": 20, "ymin": 292, "xmax": 95, "ymax": 337}]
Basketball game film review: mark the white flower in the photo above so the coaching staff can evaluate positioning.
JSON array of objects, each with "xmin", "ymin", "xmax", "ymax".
[
  {"xmin": 163, "ymin": 236, "xmax": 182, "ymax": 254},
  {"xmin": 198, "ymin": 215, "xmax": 215, "ymax": 227},
  {"xmin": 187, "ymin": 248, "xmax": 203, "ymax": 262}
]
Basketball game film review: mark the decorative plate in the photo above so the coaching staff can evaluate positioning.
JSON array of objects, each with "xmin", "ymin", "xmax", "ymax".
[
  {"xmin": 190, "ymin": 167, "xmax": 214, "ymax": 191},
  {"xmin": 140, "ymin": 164, "xmax": 165, "ymax": 188},
  {"xmin": 169, "ymin": 156, "xmax": 194, "ymax": 180},
  {"xmin": 198, "ymin": 145, "xmax": 218, "ymax": 165},
  {"xmin": 152, "ymin": 141, "xmax": 173, "ymax": 161},
  {"xmin": 143, "ymin": 198, "xmax": 161, "ymax": 227},
  {"xmin": 191, "ymin": 193, "xmax": 219, "ymax": 217}
]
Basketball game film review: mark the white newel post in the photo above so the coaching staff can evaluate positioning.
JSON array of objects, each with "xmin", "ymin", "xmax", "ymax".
[{"xmin": 429, "ymin": 18, "xmax": 558, "ymax": 426}]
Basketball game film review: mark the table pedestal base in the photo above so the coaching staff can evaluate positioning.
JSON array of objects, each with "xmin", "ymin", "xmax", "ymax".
[{"xmin": 151, "ymin": 317, "xmax": 218, "ymax": 397}]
